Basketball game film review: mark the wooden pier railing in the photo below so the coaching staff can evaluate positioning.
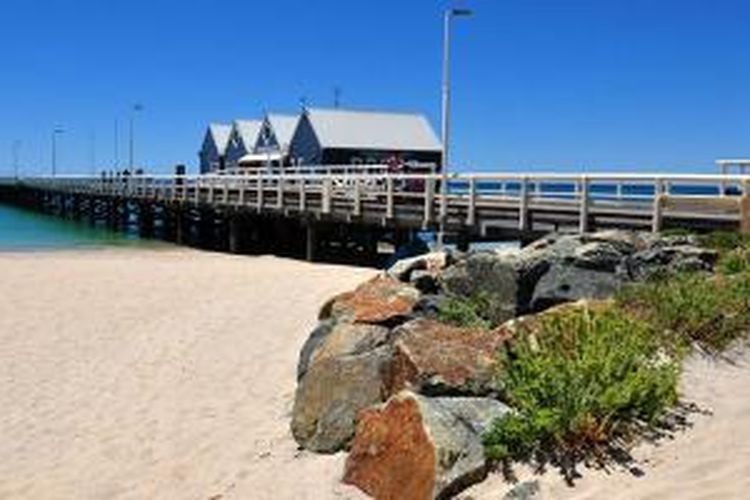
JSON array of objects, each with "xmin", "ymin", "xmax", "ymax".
[{"xmin": 2, "ymin": 170, "xmax": 750, "ymax": 238}]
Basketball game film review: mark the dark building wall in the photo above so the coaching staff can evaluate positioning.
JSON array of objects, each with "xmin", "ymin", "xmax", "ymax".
[{"xmin": 321, "ymin": 148, "xmax": 442, "ymax": 169}]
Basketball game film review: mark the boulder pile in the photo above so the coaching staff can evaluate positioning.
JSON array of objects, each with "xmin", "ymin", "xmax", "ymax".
[{"xmin": 290, "ymin": 230, "xmax": 717, "ymax": 498}]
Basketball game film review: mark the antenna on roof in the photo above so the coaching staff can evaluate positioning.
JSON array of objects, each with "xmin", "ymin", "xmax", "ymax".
[
  {"xmin": 333, "ymin": 86, "xmax": 341, "ymax": 108},
  {"xmin": 299, "ymin": 96, "xmax": 308, "ymax": 111}
]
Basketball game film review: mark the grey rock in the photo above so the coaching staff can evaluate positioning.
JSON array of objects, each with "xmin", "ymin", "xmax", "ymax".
[
  {"xmin": 291, "ymin": 345, "xmax": 392, "ymax": 453},
  {"xmin": 621, "ymin": 243, "xmax": 718, "ymax": 281},
  {"xmin": 387, "ymin": 251, "xmax": 450, "ymax": 282},
  {"xmin": 297, "ymin": 319, "xmax": 336, "ymax": 381},
  {"xmin": 411, "ymin": 269, "xmax": 441, "ymax": 294},
  {"xmin": 343, "ymin": 390, "xmax": 512, "ymax": 500},
  {"xmin": 440, "ymin": 252, "xmax": 519, "ymax": 325},
  {"xmin": 296, "ymin": 320, "xmax": 390, "ymax": 381},
  {"xmin": 531, "ymin": 264, "xmax": 622, "ymax": 312},
  {"xmin": 409, "ymin": 394, "xmax": 513, "ymax": 497},
  {"xmin": 412, "ymin": 294, "xmax": 449, "ymax": 320}
]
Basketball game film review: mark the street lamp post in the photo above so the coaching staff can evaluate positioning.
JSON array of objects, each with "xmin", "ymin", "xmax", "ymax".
[
  {"xmin": 12, "ymin": 140, "xmax": 21, "ymax": 180},
  {"xmin": 129, "ymin": 103, "xmax": 144, "ymax": 170},
  {"xmin": 51, "ymin": 128, "xmax": 64, "ymax": 177},
  {"xmin": 438, "ymin": 7, "xmax": 472, "ymax": 249}
]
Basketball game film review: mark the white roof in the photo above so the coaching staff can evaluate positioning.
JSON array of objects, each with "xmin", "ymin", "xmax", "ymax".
[
  {"xmin": 305, "ymin": 108, "xmax": 442, "ymax": 152},
  {"xmin": 208, "ymin": 123, "xmax": 232, "ymax": 155},
  {"xmin": 233, "ymin": 119, "xmax": 263, "ymax": 149},
  {"xmin": 267, "ymin": 114, "xmax": 299, "ymax": 148}
]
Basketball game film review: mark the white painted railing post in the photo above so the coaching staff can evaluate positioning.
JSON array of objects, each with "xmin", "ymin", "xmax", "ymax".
[
  {"xmin": 652, "ymin": 178, "xmax": 665, "ymax": 233},
  {"xmin": 194, "ymin": 178, "xmax": 201, "ymax": 205},
  {"xmin": 518, "ymin": 176, "xmax": 529, "ymax": 231},
  {"xmin": 386, "ymin": 176, "xmax": 395, "ymax": 219},
  {"xmin": 322, "ymin": 177, "xmax": 332, "ymax": 215},
  {"xmin": 439, "ymin": 177, "xmax": 448, "ymax": 221},
  {"xmin": 353, "ymin": 177, "xmax": 362, "ymax": 217},
  {"xmin": 423, "ymin": 176, "xmax": 435, "ymax": 226},
  {"xmin": 466, "ymin": 176, "xmax": 477, "ymax": 226},
  {"xmin": 299, "ymin": 177, "xmax": 306, "ymax": 211},
  {"xmin": 276, "ymin": 174, "xmax": 284, "ymax": 210},
  {"xmin": 740, "ymin": 178, "xmax": 750, "ymax": 234},
  {"xmin": 256, "ymin": 172, "xmax": 264, "ymax": 213},
  {"xmin": 239, "ymin": 180, "xmax": 247, "ymax": 207},
  {"xmin": 579, "ymin": 175, "xmax": 589, "ymax": 234},
  {"xmin": 223, "ymin": 180, "xmax": 229, "ymax": 205}
]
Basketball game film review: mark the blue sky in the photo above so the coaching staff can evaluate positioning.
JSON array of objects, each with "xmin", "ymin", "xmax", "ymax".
[{"xmin": 1, "ymin": 0, "xmax": 749, "ymax": 175}]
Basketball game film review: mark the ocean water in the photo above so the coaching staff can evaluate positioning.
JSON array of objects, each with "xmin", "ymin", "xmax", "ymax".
[{"xmin": 0, "ymin": 203, "xmax": 152, "ymax": 251}]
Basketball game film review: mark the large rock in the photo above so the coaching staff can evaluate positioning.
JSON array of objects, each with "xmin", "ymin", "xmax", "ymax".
[
  {"xmin": 621, "ymin": 242, "xmax": 718, "ymax": 281},
  {"xmin": 439, "ymin": 252, "xmax": 519, "ymax": 325},
  {"xmin": 343, "ymin": 391, "xmax": 511, "ymax": 500},
  {"xmin": 291, "ymin": 345, "xmax": 392, "ymax": 453},
  {"xmin": 512, "ymin": 232, "xmax": 640, "ymax": 312},
  {"xmin": 530, "ymin": 264, "xmax": 622, "ymax": 312},
  {"xmin": 297, "ymin": 320, "xmax": 390, "ymax": 381},
  {"xmin": 387, "ymin": 318, "xmax": 510, "ymax": 397},
  {"xmin": 387, "ymin": 251, "xmax": 450, "ymax": 282},
  {"xmin": 517, "ymin": 232, "xmax": 638, "ymax": 273},
  {"xmin": 325, "ymin": 275, "xmax": 421, "ymax": 324}
]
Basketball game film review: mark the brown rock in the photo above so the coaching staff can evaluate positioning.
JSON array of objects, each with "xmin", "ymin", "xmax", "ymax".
[
  {"xmin": 330, "ymin": 275, "xmax": 421, "ymax": 324},
  {"xmin": 343, "ymin": 391, "xmax": 511, "ymax": 500},
  {"xmin": 387, "ymin": 319, "xmax": 510, "ymax": 397}
]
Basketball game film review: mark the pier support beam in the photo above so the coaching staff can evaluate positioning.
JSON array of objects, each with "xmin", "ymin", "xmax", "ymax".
[
  {"xmin": 456, "ymin": 232, "xmax": 470, "ymax": 252},
  {"xmin": 305, "ymin": 222, "xmax": 317, "ymax": 262},
  {"xmin": 228, "ymin": 215, "xmax": 241, "ymax": 254},
  {"xmin": 139, "ymin": 202, "xmax": 155, "ymax": 238}
]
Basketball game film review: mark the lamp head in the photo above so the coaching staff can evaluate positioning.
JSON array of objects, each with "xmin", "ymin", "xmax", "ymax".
[{"xmin": 450, "ymin": 8, "xmax": 473, "ymax": 17}]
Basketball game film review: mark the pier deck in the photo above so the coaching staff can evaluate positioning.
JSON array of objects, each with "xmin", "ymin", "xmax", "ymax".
[{"xmin": 2, "ymin": 169, "xmax": 749, "ymax": 261}]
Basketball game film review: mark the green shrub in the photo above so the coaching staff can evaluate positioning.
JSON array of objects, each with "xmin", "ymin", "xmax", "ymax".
[
  {"xmin": 616, "ymin": 272, "xmax": 750, "ymax": 354},
  {"xmin": 483, "ymin": 307, "xmax": 679, "ymax": 470},
  {"xmin": 698, "ymin": 231, "xmax": 750, "ymax": 254},
  {"xmin": 719, "ymin": 248, "xmax": 750, "ymax": 275},
  {"xmin": 438, "ymin": 292, "xmax": 493, "ymax": 329}
]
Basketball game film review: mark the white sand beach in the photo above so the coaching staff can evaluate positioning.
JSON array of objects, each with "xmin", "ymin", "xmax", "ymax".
[
  {"xmin": 0, "ymin": 249, "xmax": 373, "ymax": 500},
  {"xmin": 0, "ymin": 248, "xmax": 749, "ymax": 499}
]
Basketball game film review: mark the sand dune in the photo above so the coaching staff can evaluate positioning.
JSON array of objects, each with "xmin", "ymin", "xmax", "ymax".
[{"xmin": 1, "ymin": 248, "xmax": 749, "ymax": 499}]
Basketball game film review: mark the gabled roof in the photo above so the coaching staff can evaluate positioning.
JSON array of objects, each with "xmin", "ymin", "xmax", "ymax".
[
  {"xmin": 207, "ymin": 123, "xmax": 232, "ymax": 155},
  {"xmin": 232, "ymin": 119, "xmax": 263, "ymax": 150},
  {"xmin": 266, "ymin": 114, "xmax": 299, "ymax": 148},
  {"xmin": 304, "ymin": 108, "xmax": 442, "ymax": 152}
]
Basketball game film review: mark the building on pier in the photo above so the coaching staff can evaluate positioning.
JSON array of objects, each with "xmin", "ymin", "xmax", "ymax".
[
  {"xmin": 198, "ymin": 123, "xmax": 232, "ymax": 174},
  {"xmin": 225, "ymin": 119, "xmax": 263, "ymax": 169},
  {"xmin": 288, "ymin": 108, "xmax": 443, "ymax": 168},
  {"xmin": 200, "ymin": 107, "xmax": 442, "ymax": 173},
  {"xmin": 242, "ymin": 113, "xmax": 300, "ymax": 168}
]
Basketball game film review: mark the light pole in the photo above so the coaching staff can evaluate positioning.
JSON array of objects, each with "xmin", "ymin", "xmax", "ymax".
[
  {"xmin": 438, "ymin": 7, "xmax": 472, "ymax": 249},
  {"xmin": 129, "ymin": 103, "xmax": 144, "ymax": 170},
  {"xmin": 51, "ymin": 127, "xmax": 65, "ymax": 177},
  {"xmin": 12, "ymin": 140, "xmax": 21, "ymax": 179}
]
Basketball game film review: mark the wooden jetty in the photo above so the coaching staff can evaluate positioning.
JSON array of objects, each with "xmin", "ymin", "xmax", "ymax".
[{"xmin": 1, "ymin": 166, "xmax": 750, "ymax": 263}]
